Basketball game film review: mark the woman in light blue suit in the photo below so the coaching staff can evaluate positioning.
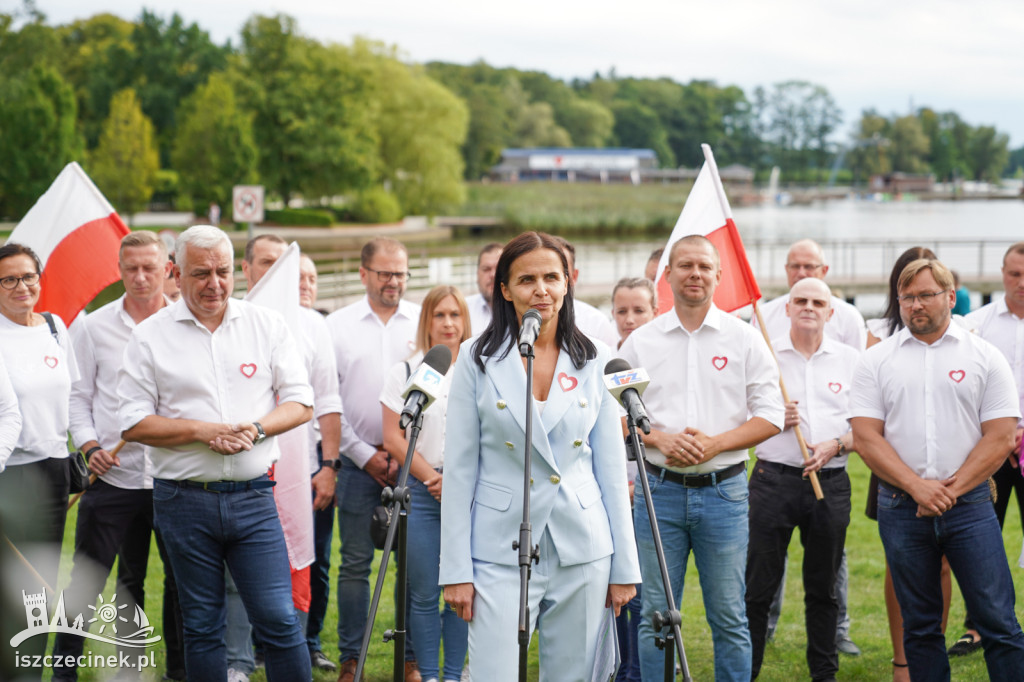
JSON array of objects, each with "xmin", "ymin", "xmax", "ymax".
[{"xmin": 440, "ymin": 232, "xmax": 641, "ymax": 682}]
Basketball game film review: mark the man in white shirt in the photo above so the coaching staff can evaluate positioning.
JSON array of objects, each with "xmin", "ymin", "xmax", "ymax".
[
  {"xmin": 751, "ymin": 238, "xmax": 865, "ymax": 655},
  {"xmin": 465, "ymin": 242, "xmax": 501, "ymax": 335},
  {"xmin": 619, "ymin": 235, "xmax": 783, "ymax": 682},
  {"xmin": 851, "ymin": 257, "xmax": 1024, "ymax": 681},
  {"xmin": 118, "ymin": 225, "xmax": 314, "ymax": 682},
  {"xmin": 52, "ymin": 231, "xmax": 180, "ymax": 681},
  {"xmin": 753, "ymin": 239, "xmax": 866, "ymax": 350},
  {"xmin": 325, "ymin": 237, "xmax": 422, "ymax": 682},
  {"xmin": 222, "ymin": 235, "xmax": 345, "ymax": 679},
  {"xmin": 745, "ymin": 278, "xmax": 860, "ymax": 681},
  {"xmin": 553, "ymin": 236, "xmax": 620, "ymax": 348}
]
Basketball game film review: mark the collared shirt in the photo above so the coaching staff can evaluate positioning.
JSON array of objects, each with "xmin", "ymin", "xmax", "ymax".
[
  {"xmin": 965, "ymin": 298, "xmax": 1024, "ymax": 420},
  {"xmin": 380, "ymin": 350, "xmax": 454, "ymax": 470},
  {"xmin": 298, "ymin": 307, "xmax": 343, "ymax": 470},
  {"xmin": 118, "ymin": 298, "xmax": 313, "ymax": 482},
  {"xmin": 851, "ymin": 323, "xmax": 1020, "ymax": 480},
  {"xmin": 0, "ymin": 312, "xmax": 78, "ymax": 468},
  {"xmin": 575, "ymin": 299, "xmax": 620, "ymax": 348},
  {"xmin": 465, "ymin": 293, "xmax": 492, "ymax": 337},
  {"xmin": 755, "ymin": 335, "xmax": 860, "ymax": 468},
  {"xmin": 326, "ymin": 296, "xmax": 420, "ymax": 468},
  {"xmin": 70, "ymin": 295, "xmax": 163, "ymax": 489},
  {"xmin": 0, "ymin": 353, "xmax": 22, "ymax": 470},
  {"xmin": 619, "ymin": 305, "xmax": 784, "ymax": 473},
  {"xmin": 753, "ymin": 294, "xmax": 867, "ymax": 350}
]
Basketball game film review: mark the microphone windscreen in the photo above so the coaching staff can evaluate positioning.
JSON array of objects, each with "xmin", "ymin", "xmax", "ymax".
[
  {"xmin": 522, "ymin": 308, "xmax": 542, "ymax": 325},
  {"xmin": 422, "ymin": 344, "xmax": 453, "ymax": 376},
  {"xmin": 604, "ymin": 358, "xmax": 631, "ymax": 375}
]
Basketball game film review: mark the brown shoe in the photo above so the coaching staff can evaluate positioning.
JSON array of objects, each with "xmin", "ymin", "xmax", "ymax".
[
  {"xmin": 337, "ymin": 658, "xmax": 357, "ymax": 682},
  {"xmin": 404, "ymin": 659, "xmax": 422, "ymax": 682}
]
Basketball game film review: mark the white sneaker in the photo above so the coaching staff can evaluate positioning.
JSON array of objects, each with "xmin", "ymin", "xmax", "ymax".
[
  {"xmin": 227, "ymin": 668, "xmax": 249, "ymax": 682},
  {"xmin": 461, "ymin": 667, "xmax": 471, "ymax": 681}
]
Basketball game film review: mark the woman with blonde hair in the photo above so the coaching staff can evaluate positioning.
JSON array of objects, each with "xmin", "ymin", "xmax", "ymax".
[{"xmin": 380, "ymin": 285, "xmax": 472, "ymax": 682}]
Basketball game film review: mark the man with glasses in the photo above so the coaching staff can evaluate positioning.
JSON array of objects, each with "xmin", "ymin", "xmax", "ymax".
[
  {"xmin": 852, "ymin": 257, "xmax": 1024, "ymax": 680},
  {"xmin": 326, "ymin": 237, "xmax": 422, "ymax": 682},
  {"xmin": 753, "ymin": 239, "xmax": 867, "ymax": 351},
  {"xmin": 750, "ymin": 238, "xmax": 866, "ymax": 655}
]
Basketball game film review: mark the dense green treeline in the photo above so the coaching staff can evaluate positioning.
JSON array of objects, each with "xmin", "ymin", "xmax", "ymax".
[{"xmin": 0, "ymin": 4, "xmax": 1019, "ymax": 222}]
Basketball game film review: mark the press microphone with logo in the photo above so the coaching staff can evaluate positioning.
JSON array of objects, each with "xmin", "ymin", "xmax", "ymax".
[
  {"xmin": 518, "ymin": 308, "xmax": 542, "ymax": 356},
  {"xmin": 399, "ymin": 344, "xmax": 453, "ymax": 429},
  {"xmin": 603, "ymin": 358, "xmax": 652, "ymax": 434}
]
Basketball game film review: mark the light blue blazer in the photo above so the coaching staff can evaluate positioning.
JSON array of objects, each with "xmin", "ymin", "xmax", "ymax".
[{"xmin": 439, "ymin": 336, "xmax": 641, "ymax": 587}]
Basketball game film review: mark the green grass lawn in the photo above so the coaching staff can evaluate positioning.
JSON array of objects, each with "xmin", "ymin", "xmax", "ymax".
[{"xmin": 42, "ymin": 455, "xmax": 1022, "ymax": 680}]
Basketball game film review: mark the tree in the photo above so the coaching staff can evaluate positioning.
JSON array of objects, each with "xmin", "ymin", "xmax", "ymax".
[
  {"xmin": 0, "ymin": 65, "xmax": 83, "ymax": 218},
  {"xmin": 505, "ymin": 78, "xmax": 571, "ymax": 147},
  {"xmin": 609, "ymin": 101, "xmax": 675, "ymax": 167},
  {"xmin": 558, "ymin": 98, "xmax": 614, "ymax": 148},
  {"xmin": 966, "ymin": 126, "xmax": 1009, "ymax": 182},
  {"xmin": 888, "ymin": 115, "xmax": 930, "ymax": 173},
  {"xmin": 368, "ymin": 46, "xmax": 468, "ymax": 214},
  {"xmin": 237, "ymin": 14, "xmax": 378, "ymax": 202},
  {"xmin": 848, "ymin": 110, "xmax": 891, "ymax": 179},
  {"xmin": 171, "ymin": 72, "xmax": 259, "ymax": 209},
  {"xmin": 87, "ymin": 88, "xmax": 159, "ymax": 217},
  {"xmin": 760, "ymin": 81, "xmax": 842, "ymax": 179}
]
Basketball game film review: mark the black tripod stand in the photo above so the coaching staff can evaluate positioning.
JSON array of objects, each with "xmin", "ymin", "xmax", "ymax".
[
  {"xmin": 626, "ymin": 416, "xmax": 692, "ymax": 682},
  {"xmin": 354, "ymin": 414, "xmax": 423, "ymax": 682}
]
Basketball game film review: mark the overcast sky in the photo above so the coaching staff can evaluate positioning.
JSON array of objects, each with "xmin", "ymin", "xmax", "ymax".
[{"xmin": 33, "ymin": 0, "xmax": 1024, "ymax": 148}]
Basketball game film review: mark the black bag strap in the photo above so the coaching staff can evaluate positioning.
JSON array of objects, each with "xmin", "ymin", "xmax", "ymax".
[{"xmin": 42, "ymin": 312, "xmax": 59, "ymax": 341}]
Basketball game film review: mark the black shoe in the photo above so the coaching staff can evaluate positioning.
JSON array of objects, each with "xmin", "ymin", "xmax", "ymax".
[
  {"xmin": 948, "ymin": 632, "xmax": 983, "ymax": 656},
  {"xmin": 310, "ymin": 649, "xmax": 338, "ymax": 672}
]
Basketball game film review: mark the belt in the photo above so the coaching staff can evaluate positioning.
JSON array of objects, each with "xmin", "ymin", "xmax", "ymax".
[
  {"xmin": 643, "ymin": 460, "xmax": 745, "ymax": 488},
  {"xmin": 158, "ymin": 476, "xmax": 276, "ymax": 493},
  {"xmin": 755, "ymin": 460, "xmax": 846, "ymax": 479}
]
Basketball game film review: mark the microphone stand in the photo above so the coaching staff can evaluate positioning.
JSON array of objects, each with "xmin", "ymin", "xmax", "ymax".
[
  {"xmin": 354, "ymin": 413, "xmax": 423, "ymax": 682},
  {"xmin": 625, "ymin": 416, "xmax": 692, "ymax": 682},
  {"xmin": 515, "ymin": 344, "xmax": 540, "ymax": 682}
]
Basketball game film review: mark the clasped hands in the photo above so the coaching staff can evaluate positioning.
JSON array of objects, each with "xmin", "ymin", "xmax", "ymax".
[
  {"xmin": 657, "ymin": 428, "xmax": 718, "ymax": 467},
  {"xmin": 207, "ymin": 422, "xmax": 258, "ymax": 455},
  {"xmin": 912, "ymin": 476, "xmax": 958, "ymax": 518}
]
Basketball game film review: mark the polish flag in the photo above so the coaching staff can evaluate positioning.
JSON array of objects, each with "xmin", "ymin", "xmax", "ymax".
[
  {"xmin": 245, "ymin": 242, "xmax": 315, "ymax": 571},
  {"xmin": 654, "ymin": 144, "xmax": 761, "ymax": 314},
  {"xmin": 6, "ymin": 162, "xmax": 130, "ymax": 324}
]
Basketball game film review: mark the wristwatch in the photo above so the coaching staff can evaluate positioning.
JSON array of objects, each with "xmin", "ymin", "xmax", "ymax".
[
  {"xmin": 252, "ymin": 422, "xmax": 267, "ymax": 446},
  {"xmin": 833, "ymin": 437, "xmax": 846, "ymax": 455},
  {"xmin": 322, "ymin": 458, "xmax": 343, "ymax": 472}
]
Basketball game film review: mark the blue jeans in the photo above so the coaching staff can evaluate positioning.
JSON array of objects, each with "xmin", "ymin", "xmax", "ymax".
[
  {"xmin": 336, "ymin": 458, "xmax": 415, "ymax": 662},
  {"xmin": 634, "ymin": 470, "xmax": 750, "ymax": 682},
  {"xmin": 614, "ymin": 584, "xmax": 642, "ymax": 682},
  {"xmin": 879, "ymin": 481, "xmax": 1024, "ymax": 682},
  {"xmin": 153, "ymin": 479, "xmax": 311, "ymax": 682},
  {"xmin": 407, "ymin": 478, "xmax": 468, "ymax": 681}
]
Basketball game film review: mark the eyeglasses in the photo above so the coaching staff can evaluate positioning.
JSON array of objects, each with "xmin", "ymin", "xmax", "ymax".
[
  {"xmin": 785, "ymin": 263, "xmax": 823, "ymax": 272},
  {"xmin": 0, "ymin": 273, "xmax": 40, "ymax": 290},
  {"xmin": 897, "ymin": 290, "xmax": 947, "ymax": 306},
  {"xmin": 365, "ymin": 267, "xmax": 410, "ymax": 283}
]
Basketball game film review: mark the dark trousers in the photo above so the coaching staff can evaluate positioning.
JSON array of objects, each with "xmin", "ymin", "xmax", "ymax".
[
  {"xmin": 0, "ymin": 458, "xmax": 70, "ymax": 682},
  {"xmin": 51, "ymin": 481, "xmax": 153, "ymax": 679},
  {"xmin": 306, "ymin": 444, "xmax": 336, "ymax": 653},
  {"xmin": 746, "ymin": 461, "xmax": 851, "ymax": 681},
  {"xmin": 964, "ymin": 458, "xmax": 1024, "ymax": 631}
]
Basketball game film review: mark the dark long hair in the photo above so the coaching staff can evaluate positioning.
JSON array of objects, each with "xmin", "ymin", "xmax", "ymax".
[
  {"xmin": 473, "ymin": 231, "xmax": 596, "ymax": 371},
  {"xmin": 883, "ymin": 246, "xmax": 937, "ymax": 336}
]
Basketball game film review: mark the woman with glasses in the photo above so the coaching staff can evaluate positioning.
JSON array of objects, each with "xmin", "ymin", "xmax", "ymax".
[{"xmin": 0, "ymin": 243, "xmax": 78, "ymax": 680}]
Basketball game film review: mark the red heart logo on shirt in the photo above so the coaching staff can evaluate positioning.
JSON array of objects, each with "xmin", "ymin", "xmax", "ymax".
[
  {"xmin": 240, "ymin": 363, "xmax": 257, "ymax": 378},
  {"xmin": 712, "ymin": 356, "xmax": 728, "ymax": 371},
  {"xmin": 828, "ymin": 382, "xmax": 842, "ymax": 394},
  {"xmin": 949, "ymin": 369, "xmax": 965, "ymax": 384},
  {"xmin": 557, "ymin": 372, "xmax": 578, "ymax": 392},
  {"xmin": 44, "ymin": 356, "xmax": 58, "ymax": 369}
]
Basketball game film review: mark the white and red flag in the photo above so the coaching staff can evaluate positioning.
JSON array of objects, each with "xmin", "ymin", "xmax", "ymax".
[
  {"xmin": 654, "ymin": 144, "xmax": 761, "ymax": 314},
  {"xmin": 7, "ymin": 162, "xmax": 130, "ymax": 324},
  {"xmin": 244, "ymin": 242, "xmax": 315, "ymax": 571}
]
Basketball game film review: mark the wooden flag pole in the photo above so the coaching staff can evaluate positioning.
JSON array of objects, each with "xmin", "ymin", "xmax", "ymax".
[
  {"xmin": 67, "ymin": 439, "xmax": 126, "ymax": 510},
  {"xmin": 4, "ymin": 535, "xmax": 54, "ymax": 593},
  {"xmin": 752, "ymin": 300, "xmax": 825, "ymax": 501}
]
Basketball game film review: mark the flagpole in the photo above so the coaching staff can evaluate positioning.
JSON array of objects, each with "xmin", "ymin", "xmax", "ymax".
[{"xmin": 752, "ymin": 300, "xmax": 824, "ymax": 500}]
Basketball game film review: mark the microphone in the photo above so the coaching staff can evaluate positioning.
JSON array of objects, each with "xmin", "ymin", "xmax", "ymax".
[
  {"xmin": 518, "ymin": 308, "xmax": 542, "ymax": 356},
  {"xmin": 399, "ymin": 344, "xmax": 453, "ymax": 429},
  {"xmin": 603, "ymin": 359, "xmax": 651, "ymax": 434}
]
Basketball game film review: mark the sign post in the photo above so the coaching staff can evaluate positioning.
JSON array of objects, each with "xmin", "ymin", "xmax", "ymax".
[{"xmin": 233, "ymin": 185, "xmax": 265, "ymax": 241}]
